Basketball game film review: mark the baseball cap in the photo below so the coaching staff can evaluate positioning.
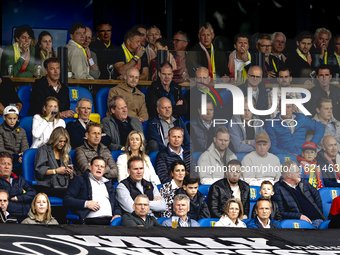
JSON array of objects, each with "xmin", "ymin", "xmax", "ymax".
[
  {"xmin": 3, "ymin": 106, "xmax": 19, "ymax": 116},
  {"xmin": 302, "ymin": 141, "xmax": 317, "ymax": 151},
  {"xmin": 255, "ymin": 133, "xmax": 270, "ymax": 143}
]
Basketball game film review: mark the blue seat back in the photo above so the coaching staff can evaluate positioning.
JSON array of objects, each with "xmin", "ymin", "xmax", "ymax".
[
  {"xmin": 142, "ymin": 120, "xmax": 148, "ymax": 141},
  {"xmin": 280, "ymin": 219, "xmax": 314, "ymax": 229},
  {"xmin": 95, "ymin": 87, "xmax": 111, "ymax": 120},
  {"xmin": 64, "ymin": 118, "xmax": 77, "ymax": 125},
  {"xmin": 182, "ymin": 89, "xmax": 188, "ymax": 96},
  {"xmin": 235, "ymin": 153, "xmax": 247, "ymax": 162},
  {"xmin": 69, "ymin": 87, "xmax": 94, "ymax": 112},
  {"xmin": 318, "ymin": 220, "xmax": 330, "ymax": 229},
  {"xmin": 220, "ymin": 90, "xmax": 231, "ymax": 106},
  {"xmin": 0, "ymin": 116, "xmax": 4, "ymax": 124},
  {"xmin": 111, "ymin": 150, "xmax": 123, "ymax": 162},
  {"xmin": 249, "ymin": 186, "xmax": 261, "ymax": 202},
  {"xmin": 69, "ymin": 149, "xmax": 75, "ymax": 164},
  {"xmin": 319, "ymin": 188, "xmax": 340, "ymax": 218},
  {"xmin": 149, "ymin": 151, "xmax": 159, "ymax": 168},
  {"xmin": 17, "ymin": 85, "xmax": 32, "ymax": 117},
  {"xmin": 157, "ymin": 184, "xmax": 164, "ymax": 190},
  {"xmin": 198, "ymin": 218, "xmax": 220, "ymax": 227},
  {"xmin": 157, "ymin": 217, "xmax": 170, "ymax": 224},
  {"xmin": 193, "ymin": 152, "xmax": 203, "ymax": 165},
  {"xmin": 19, "ymin": 116, "xmax": 33, "ymax": 146},
  {"xmin": 277, "ymin": 154, "xmax": 298, "ymax": 165},
  {"xmin": 110, "ymin": 216, "xmax": 122, "ymax": 226},
  {"xmin": 22, "ymin": 148, "xmax": 38, "ymax": 185},
  {"xmin": 198, "ymin": 185, "xmax": 210, "ymax": 202},
  {"xmin": 140, "ymin": 88, "xmax": 148, "ymax": 100}
]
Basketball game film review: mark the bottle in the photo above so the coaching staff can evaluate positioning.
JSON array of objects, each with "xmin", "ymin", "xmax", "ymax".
[
  {"xmin": 37, "ymin": 65, "xmax": 41, "ymax": 78},
  {"xmin": 8, "ymin": 65, "xmax": 13, "ymax": 77}
]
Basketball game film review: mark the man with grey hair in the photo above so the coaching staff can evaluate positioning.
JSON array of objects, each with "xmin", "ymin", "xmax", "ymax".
[
  {"xmin": 186, "ymin": 22, "xmax": 230, "ymax": 81},
  {"xmin": 162, "ymin": 194, "xmax": 200, "ymax": 227},
  {"xmin": 67, "ymin": 97, "xmax": 110, "ymax": 148},
  {"xmin": 146, "ymin": 25, "xmax": 162, "ymax": 66},
  {"xmin": 272, "ymin": 161, "xmax": 326, "ymax": 228},
  {"xmin": 271, "ymin": 32, "xmax": 287, "ymax": 62},
  {"xmin": 172, "ymin": 31, "xmax": 190, "ymax": 83},
  {"xmin": 173, "ymin": 31, "xmax": 189, "ymax": 59},
  {"xmin": 102, "ymin": 95, "xmax": 143, "ymax": 150},
  {"xmin": 310, "ymin": 28, "xmax": 332, "ymax": 58}
]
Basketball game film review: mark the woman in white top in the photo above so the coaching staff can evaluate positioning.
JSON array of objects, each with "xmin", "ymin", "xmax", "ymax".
[
  {"xmin": 31, "ymin": 96, "xmax": 65, "ymax": 148},
  {"xmin": 117, "ymin": 130, "xmax": 160, "ymax": 184},
  {"xmin": 215, "ymin": 198, "xmax": 247, "ymax": 228}
]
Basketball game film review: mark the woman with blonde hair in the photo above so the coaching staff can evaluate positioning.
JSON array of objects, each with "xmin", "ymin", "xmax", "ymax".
[
  {"xmin": 117, "ymin": 130, "xmax": 160, "ymax": 184},
  {"xmin": 21, "ymin": 193, "xmax": 58, "ymax": 225},
  {"xmin": 215, "ymin": 198, "xmax": 247, "ymax": 228},
  {"xmin": 34, "ymin": 127, "xmax": 74, "ymax": 198},
  {"xmin": 31, "ymin": 96, "xmax": 65, "ymax": 148}
]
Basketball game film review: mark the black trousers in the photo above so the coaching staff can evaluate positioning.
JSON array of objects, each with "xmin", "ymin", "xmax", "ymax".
[{"xmin": 84, "ymin": 216, "xmax": 112, "ymax": 225}]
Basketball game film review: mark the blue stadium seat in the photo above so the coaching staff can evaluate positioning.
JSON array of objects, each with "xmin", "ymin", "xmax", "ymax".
[
  {"xmin": 318, "ymin": 220, "xmax": 330, "ymax": 229},
  {"xmin": 280, "ymin": 219, "xmax": 314, "ymax": 229},
  {"xmin": 149, "ymin": 151, "xmax": 159, "ymax": 168},
  {"xmin": 140, "ymin": 88, "xmax": 148, "ymax": 100},
  {"xmin": 69, "ymin": 149, "xmax": 75, "ymax": 164},
  {"xmin": 111, "ymin": 150, "xmax": 123, "ymax": 162},
  {"xmin": 198, "ymin": 185, "xmax": 210, "ymax": 202},
  {"xmin": 157, "ymin": 217, "xmax": 170, "ymax": 224},
  {"xmin": 66, "ymin": 208, "xmax": 80, "ymax": 224},
  {"xmin": 235, "ymin": 153, "xmax": 247, "ymax": 162},
  {"xmin": 277, "ymin": 154, "xmax": 298, "ymax": 165},
  {"xmin": 95, "ymin": 87, "xmax": 111, "ymax": 120},
  {"xmin": 182, "ymin": 89, "xmax": 188, "ymax": 96},
  {"xmin": 319, "ymin": 188, "xmax": 340, "ymax": 218},
  {"xmin": 157, "ymin": 184, "xmax": 163, "ymax": 190},
  {"xmin": 19, "ymin": 116, "xmax": 33, "ymax": 146},
  {"xmin": 198, "ymin": 218, "xmax": 220, "ymax": 227},
  {"xmin": 0, "ymin": 116, "xmax": 4, "ymax": 124},
  {"xmin": 220, "ymin": 90, "xmax": 231, "ymax": 106},
  {"xmin": 242, "ymin": 218, "xmax": 251, "ymax": 224},
  {"xmin": 249, "ymin": 186, "xmax": 261, "ymax": 218},
  {"xmin": 17, "ymin": 85, "xmax": 32, "ymax": 117},
  {"xmin": 110, "ymin": 217, "xmax": 122, "ymax": 226},
  {"xmin": 113, "ymin": 182, "xmax": 119, "ymax": 189},
  {"xmin": 64, "ymin": 118, "xmax": 77, "ymax": 125},
  {"xmin": 142, "ymin": 120, "xmax": 148, "ymax": 141},
  {"xmin": 193, "ymin": 152, "xmax": 203, "ymax": 165},
  {"xmin": 69, "ymin": 87, "xmax": 95, "ymax": 113}
]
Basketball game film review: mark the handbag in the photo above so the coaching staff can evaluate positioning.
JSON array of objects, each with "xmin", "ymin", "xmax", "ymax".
[{"xmin": 51, "ymin": 173, "xmax": 69, "ymax": 189}]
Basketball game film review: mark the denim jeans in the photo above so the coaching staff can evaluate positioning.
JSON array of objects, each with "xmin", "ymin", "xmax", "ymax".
[{"xmin": 311, "ymin": 219, "xmax": 324, "ymax": 229}]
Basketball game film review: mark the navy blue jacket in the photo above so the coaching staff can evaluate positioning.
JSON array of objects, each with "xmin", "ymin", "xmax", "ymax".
[
  {"xmin": 272, "ymin": 178, "xmax": 326, "ymax": 220},
  {"xmin": 63, "ymin": 170, "xmax": 121, "ymax": 223},
  {"xmin": 154, "ymin": 145, "xmax": 196, "ymax": 184},
  {"xmin": 316, "ymin": 150, "xmax": 340, "ymax": 188},
  {"xmin": 146, "ymin": 115, "xmax": 192, "ymax": 151},
  {"xmin": 246, "ymin": 216, "xmax": 280, "ymax": 228}
]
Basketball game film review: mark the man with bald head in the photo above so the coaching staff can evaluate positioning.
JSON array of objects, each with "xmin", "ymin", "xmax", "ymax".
[
  {"xmin": 146, "ymin": 97, "xmax": 191, "ymax": 153},
  {"xmin": 107, "ymin": 67, "xmax": 148, "ymax": 122},
  {"xmin": 316, "ymin": 136, "xmax": 340, "ymax": 187},
  {"xmin": 83, "ymin": 27, "xmax": 100, "ymax": 79}
]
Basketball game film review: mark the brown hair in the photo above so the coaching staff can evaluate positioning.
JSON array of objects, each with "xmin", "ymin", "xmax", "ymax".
[
  {"xmin": 31, "ymin": 193, "xmax": 52, "ymax": 221},
  {"xmin": 223, "ymin": 198, "xmax": 244, "ymax": 220},
  {"xmin": 40, "ymin": 96, "xmax": 60, "ymax": 121}
]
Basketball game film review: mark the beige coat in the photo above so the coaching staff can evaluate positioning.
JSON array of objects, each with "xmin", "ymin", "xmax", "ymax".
[
  {"xmin": 21, "ymin": 209, "xmax": 58, "ymax": 225},
  {"xmin": 65, "ymin": 40, "xmax": 92, "ymax": 79}
]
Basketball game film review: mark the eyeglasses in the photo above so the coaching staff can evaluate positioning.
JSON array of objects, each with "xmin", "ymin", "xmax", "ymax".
[
  {"xmin": 248, "ymin": 74, "xmax": 262, "ymax": 79},
  {"xmin": 78, "ymin": 107, "xmax": 91, "ymax": 111},
  {"xmin": 135, "ymin": 203, "xmax": 149, "ymax": 207},
  {"xmin": 98, "ymin": 30, "xmax": 111, "ymax": 33},
  {"xmin": 172, "ymin": 39, "xmax": 187, "ymax": 43},
  {"xmin": 259, "ymin": 44, "xmax": 272, "ymax": 48}
]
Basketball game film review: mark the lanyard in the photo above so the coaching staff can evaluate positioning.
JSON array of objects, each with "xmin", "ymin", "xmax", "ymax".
[
  {"xmin": 13, "ymin": 42, "xmax": 21, "ymax": 63},
  {"xmin": 106, "ymin": 40, "xmax": 111, "ymax": 48},
  {"xmin": 121, "ymin": 43, "xmax": 133, "ymax": 63},
  {"xmin": 296, "ymin": 49, "xmax": 307, "ymax": 62},
  {"xmin": 210, "ymin": 44, "xmax": 216, "ymax": 82},
  {"xmin": 323, "ymin": 52, "xmax": 328, "ymax": 64},
  {"xmin": 272, "ymin": 58, "xmax": 277, "ymax": 72},
  {"xmin": 40, "ymin": 51, "xmax": 46, "ymax": 60},
  {"xmin": 334, "ymin": 52, "xmax": 340, "ymax": 67},
  {"xmin": 241, "ymin": 52, "xmax": 251, "ymax": 83},
  {"xmin": 73, "ymin": 40, "xmax": 87, "ymax": 59}
]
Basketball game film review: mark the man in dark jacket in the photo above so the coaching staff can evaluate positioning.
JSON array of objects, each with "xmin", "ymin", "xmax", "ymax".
[
  {"xmin": 146, "ymin": 97, "xmax": 191, "ymax": 153},
  {"xmin": 121, "ymin": 194, "xmax": 162, "ymax": 227},
  {"xmin": 207, "ymin": 159, "xmax": 250, "ymax": 218},
  {"xmin": 0, "ymin": 152, "xmax": 36, "ymax": 222},
  {"xmin": 0, "ymin": 189, "xmax": 18, "ymax": 223},
  {"xmin": 64, "ymin": 156, "xmax": 121, "ymax": 225},
  {"xmin": 0, "ymin": 77, "xmax": 23, "ymax": 116},
  {"xmin": 154, "ymin": 127, "xmax": 196, "ymax": 183},
  {"xmin": 28, "ymin": 57, "xmax": 74, "ymax": 118},
  {"xmin": 272, "ymin": 161, "xmax": 326, "ymax": 228},
  {"xmin": 146, "ymin": 61, "xmax": 187, "ymax": 118},
  {"xmin": 246, "ymin": 197, "xmax": 280, "ymax": 228}
]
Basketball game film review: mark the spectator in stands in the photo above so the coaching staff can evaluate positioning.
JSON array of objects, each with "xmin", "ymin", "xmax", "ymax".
[
  {"xmin": 0, "ymin": 77, "xmax": 23, "ymax": 116},
  {"xmin": 28, "ymin": 58, "xmax": 74, "ymax": 118},
  {"xmin": 65, "ymin": 22, "xmax": 93, "ymax": 79},
  {"xmin": 198, "ymin": 126, "xmax": 237, "ymax": 185},
  {"xmin": 0, "ymin": 151, "xmax": 36, "ymax": 222},
  {"xmin": 226, "ymin": 66, "xmax": 268, "ymax": 121},
  {"xmin": 172, "ymin": 31, "xmax": 190, "ymax": 83},
  {"xmin": 31, "ymin": 97, "xmax": 66, "ymax": 148},
  {"xmin": 207, "ymin": 159, "xmax": 250, "ymax": 218},
  {"xmin": 64, "ymin": 156, "xmax": 121, "ymax": 225},
  {"xmin": 116, "ymin": 156, "xmax": 166, "ymax": 214},
  {"xmin": 272, "ymin": 160, "xmax": 326, "ymax": 228},
  {"xmin": 255, "ymin": 33, "xmax": 283, "ymax": 78},
  {"xmin": 306, "ymin": 98, "xmax": 340, "ymax": 151},
  {"xmin": 145, "ymin": 26, "xmax": 162, "ymax": 66},
  {"xmin": 159, "ymin": 160, "xmax": 187, "ymax": 217},
  {"xmin": 0, "ymin": 189, "xmax": 18, "ymax": 223},
  {"xmin": 297, "ymin": 142, "xmax": 323, "ymax": 189},
  {"xmin": 66, "ymin": 97, "xmax": 110, "ymax": 149},
  {"xmin": 34, "ymin": 31, "xmax": 57, "ymax": 78},
  {"xmin": 329, "ymin": 195, "xmax": 340, "ymax": 220},
  {"xmin": 310, "ymin": 28, "xmax": 332, "ymax": 62},
  {"xmin": 0, "ymin": 106, "xmax": 29, "ymax": 172},
  {"xmin": 284, "ymin": 31, "xmax": 314, "ymax": 81},
  {"xmin": 186, "ymin": 22, "xmax": 230, "ymax": 81},
  {"xmin": 241, "ymin": 133, "xmax": 281, "ymax": 186},
  {"xmin": 146, "ymin": 97, "xmax": 191, "ymax": 153},
  {"xmin": 121, "ymin": 194, "xmax": 162, "ymax": 227},
  {"xmin": 112, "ymin": 29, "xmax": 148, "ymax": 80},
  {"xmin": 149, "ymin": 38, "xmax": 177, "ymax": 81},
  {"xmin": 316, "ymin": 135, "xmax": 340, "ymax": 188},
  {"xmin": 132, "ymin": 24, "xmax": 147, "ymax": 48},
  {"xmin": 117, "ymin": 130, "xmax": 160, "ymax": 184},
  {"xmin": 246, "ymin": 197, "xmax": 280, "ymax": 228},
  {"xmin": 162, "ymin": 194, "xmax": 200, "ymax": 227},
  {"xmin": 1, "ymin": 25, "xmax": 35, "ymax": 77},
  {"xmin": 107, "ymin": 67, "xmax": 148, "ymax": 122},
  {"xmin": 83, "ymin": 27, "xmax": 100, "ymax": 79},
  {"xmin": 228, "ymin": 97, "xmax": 266, "ymax": 153},
  {"xmin": 154, "ymin": 127, "xmax": 196, "ymax": 184},
  {"xmin": 75, "ymin": 122, "xmax": 117, "ymax": 179},
  {"xmin": 175, "ymin": 175, "xmax": 210, "ymax": 221},
  {"xmin": 215, "ymin": 198, "xmax": 246, "ymax": 228},
  {"xmin": 21, "ymin": 193, "xmax": 58, "ymax": 225},
  {"xmin": 268, "ymin": 67, "xmax": 303, "ymax": 118},
  {"xmin": 228, "ymin": 33, "xmax": 252, "ymax": 82},
  {"xmin": 102, "ymin": 95, "xmax": 143, "ymax": 151},
  {"xmin": 271, "ymin": 32, "xmax": 287, "ymax": 62},
  {"xmin": 332, "ymin": 35, "xmax": 340, "ymax": 76},
  {"xmin": 89, "ymin": 20, "xmax": 118, "ymax": 79},
  {"xmin": 305, "ymin": 64, "xmax": 340, "ymax": 121},
  {"xmin": 250, "ymin": 181, "xmax": 282, "ymax": 221},
  {"xmin": 265, "ymin": 96, "xmax": 325, "ymax": 155},
  {"xmin": 146, "ymin": 61, "xmax": 188, "ymax": 118},
  {"xmin": 34, "ymin": 127, "xmax": 74, "ymax": 197}
]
